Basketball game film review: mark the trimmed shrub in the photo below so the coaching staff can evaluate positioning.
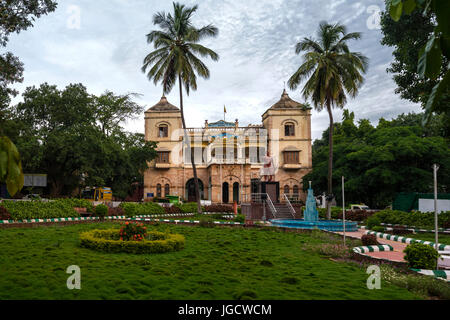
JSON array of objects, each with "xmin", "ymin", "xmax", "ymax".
[
  {"xmin": 119, "ymin": 202, "xmax": 165, "ymax": 217},
  {"xmin": 361, "ymin": 234, "xmax": 379, "ymax": 246},
  {"xmin": 79, "ymin": 229, "xmax": 185, "ymax": 254},
  {"xmin": 366, "ymin": 216, "xmax": 381, "ymax": 229},
  {"xmin": 404, "ymin": 243, "xmax": 439, "ymax": 269},
  {"xmin": 366, "ymin": 210, "xmax": 450, "ymax": 230},
  {"xmin": 176, "ymin": 202, "xmax": 199, "ymax": 213},
  {"xmin": 234, "ymin": 214, "xmax": 245, "ymax": 223},
  {"xmin": 371, "ymin": 226, "xmax": 385, "ymax": 233},
  {"xmin": 60, "ymin": 198, "xmax": 94, "ymax": 213},
  {"xmin": 95, "ymin": 204, "xmax": 108, "ymax": 218},
  {"xmin": 0, "ymin": 200, "xmax": 79, "ymax": 220}
]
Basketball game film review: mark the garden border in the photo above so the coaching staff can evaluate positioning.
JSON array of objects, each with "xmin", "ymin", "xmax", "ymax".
[
  {"xmin": 410, "ymin": 269, "xmax": 450, "ymax": 282},
  {"xmin": 375, "ymin": 223, "xmax": 450, "ymax": 234},
  {"xmin": 352, "ymin": 244, "xmax": 393, "ymax": 254},
  {"xmin": 365, "ymin": 230, "xmax": 450, "ymax": 251},
  {"xmin": 79, "ymin": 229, "xmax": 185, "ymax": 254}
]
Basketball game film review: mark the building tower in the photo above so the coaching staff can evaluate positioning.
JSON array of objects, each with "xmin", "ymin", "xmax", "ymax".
[
  {"xmin": 262, "ymin": 89, "xmax": 312, "ymax": 201},
  {"xmin": 143, "ymin": 95, "xmax": 182, "ymax": 199}
]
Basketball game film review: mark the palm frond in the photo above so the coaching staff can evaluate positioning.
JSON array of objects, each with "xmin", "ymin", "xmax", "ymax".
[
  {"xmin": 186, "ymin": 43, "xmax": 219, "ymax": 61},
  {"xmin": 295, "ymin": 38, "xmax": 323, "ymax": 54}
]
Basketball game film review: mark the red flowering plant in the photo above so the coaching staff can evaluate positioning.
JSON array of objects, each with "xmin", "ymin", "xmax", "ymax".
[{"xmin": 119, "ymin": 222, "xmax": 147, "ymax": 241}]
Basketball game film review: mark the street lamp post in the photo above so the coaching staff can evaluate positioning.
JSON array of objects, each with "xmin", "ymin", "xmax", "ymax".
[
  {"xmin": 342, "ymin": 176, "xmax": 346, "ymax": 246},
  {"xmin": 433, "ymin": 164, "xmax": 439, "ymax": 269}
]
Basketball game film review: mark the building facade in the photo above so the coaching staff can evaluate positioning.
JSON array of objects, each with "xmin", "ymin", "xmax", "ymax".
[{"xmin": 143, "ymin": 89, "xmax": 312, "ymax": 204}]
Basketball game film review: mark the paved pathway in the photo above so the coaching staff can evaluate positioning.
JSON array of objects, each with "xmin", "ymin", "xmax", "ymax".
[{"xmin": 337, "ymin": 229, "xmax": 407, "ymax": 262}]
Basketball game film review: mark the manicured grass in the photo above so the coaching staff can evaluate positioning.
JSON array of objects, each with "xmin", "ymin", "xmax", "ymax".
[
  {"xmin": 412, "ymin": 232, "xmax": 450, "ymax": 245},
  {"xmin": 0, "ymin": 223, "xmax": 422, "ymax": 300}
]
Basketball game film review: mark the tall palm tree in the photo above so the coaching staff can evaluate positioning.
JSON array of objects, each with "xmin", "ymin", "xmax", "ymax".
[
  {"xmin": 288, "ymin": 22, "xmax": 368, "ymax": 219},
  {"xmin": 142, "ymin": 2, "xmax": 218, "ymax": 214}
]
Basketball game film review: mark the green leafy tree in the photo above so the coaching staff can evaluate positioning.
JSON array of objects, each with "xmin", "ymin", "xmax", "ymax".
[
  {"xmin": 142, "ymin": 2, "xmax": 219, "ymax": 214},
  {"xmin": 288, "ymin": 22, "xmax": 368, "ymax": 219},
  {"xmin": 94, "ymin": 91, "xmax": 143, "ymax": 136},
  {"xmin": 0, "ymin": 0, "xmax": 57, "ymax": 197},
  {"xmin": 304, "ymin": 111, "xmax": 450, "ymax": 208},
  {"xmin": 386, "ymin": 0, "xmax": 450, "ymax": 123},
  {"xmin": 0, "ymin": 0, "xmax": 57, "ymax": 102},
  {"xmin": 9, "ymin": 83, "xmax": 157, "ymax": 198}
]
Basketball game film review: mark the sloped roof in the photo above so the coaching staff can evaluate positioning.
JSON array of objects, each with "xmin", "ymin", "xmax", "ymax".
[
  {"xmin": 270, "ymin": 89, "xmax": 305, "ymax": 109},
  {"xmin": 146, "ymin": 95, "xmax": 179, "ymax": 112}
]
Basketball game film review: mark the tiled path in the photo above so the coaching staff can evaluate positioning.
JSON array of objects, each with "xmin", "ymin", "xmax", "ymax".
[{"xmin": 337, "ymin": 229, "xmax": 407, "ymax": 262}]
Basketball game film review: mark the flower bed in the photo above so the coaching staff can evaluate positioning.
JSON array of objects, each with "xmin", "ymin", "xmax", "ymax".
[{"xmin": 79, "ymin": 228, "xmax": 185, "ymax": 254}]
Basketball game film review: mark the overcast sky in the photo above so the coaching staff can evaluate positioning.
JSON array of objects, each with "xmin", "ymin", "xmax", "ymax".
[{"xmin": 6, "ymin": 0, "xmax": 420, "ymax": 140}]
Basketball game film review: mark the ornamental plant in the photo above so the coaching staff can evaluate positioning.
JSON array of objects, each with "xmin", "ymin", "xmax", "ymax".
[
  {"xmin": 404, "ymin": 243, "xmax": 439, "ymax": 269},
  {"xmin": 95, "ymin": 204, "xmax": 109, "ymax": 218},
  {"xmin": 119, "ymin": 222, "xmax": 147, "ymax": 241}
]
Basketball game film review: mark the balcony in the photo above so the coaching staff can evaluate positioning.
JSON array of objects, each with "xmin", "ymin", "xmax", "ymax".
[
  {"xmin": 282, "ymin": 163, "xmax": 302, "ymax": 170},
  {"xmin": 155, "ymin": 163, "xmax": 171, "ymax": 169}
]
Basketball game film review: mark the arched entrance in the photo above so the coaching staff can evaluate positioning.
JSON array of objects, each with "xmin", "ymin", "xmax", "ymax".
[
  {"xmin": 186, "ymin": 178, "xmax": 204, "ymax": 202},
  {"xmin": 233, "ymin": 182, "xmax": 240, "ymax": 204},
  {"xmin": 222, "ymin": 182, "xmax": 229, "ymax": 203}
]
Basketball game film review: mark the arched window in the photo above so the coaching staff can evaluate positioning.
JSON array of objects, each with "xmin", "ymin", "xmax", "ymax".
[
  {"xmin": 284, "ymin": 123, "xmax": 295, "ymax": 137},
  {"xmin": 284, "ymin": 185, "xmax": 290, "ymax": 195},
  {"xmin": 156, "ymin": 184, "xmax": 162, "ymax": 198},
  {"xmin": 164, "ymin": 184, "xmax": 170, "ymax": 196},
  {"xmin": 293, "ymin": 185, "xmax": 299, "ymax": 196},
  {"xmin": 158, "ymin": 125, "xmax": 168, "ymax": 138}
]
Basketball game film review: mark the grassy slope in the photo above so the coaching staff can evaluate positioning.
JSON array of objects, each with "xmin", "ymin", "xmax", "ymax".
[
  {"xmin": 0, "ymin": 223, "xmax": 420, "ymax": 300},
  {"xmin": 411, "ymin": 232, "xmax": 450, "ymax": 245}
]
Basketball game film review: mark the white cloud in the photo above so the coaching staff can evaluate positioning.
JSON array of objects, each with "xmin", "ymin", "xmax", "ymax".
[{"xmin": 6, "ymin": 0, "xmax": 421, "ymax": 140}]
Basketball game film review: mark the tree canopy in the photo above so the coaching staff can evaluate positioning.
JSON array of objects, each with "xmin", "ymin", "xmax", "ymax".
[
  {"xmin": 383, "ymin": 0, "xmax": 450, "ymax": 123},
  {"xmin": 2, "ymin": 83, "xmax": 157, "ymax": 199},
  {"xmin": 304, "ymin": 111, "xmax": 450, "ymax": 208}
]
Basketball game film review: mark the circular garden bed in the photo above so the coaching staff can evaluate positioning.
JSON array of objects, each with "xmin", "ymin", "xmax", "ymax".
[{"xmin": 79, "ymin": 222, "xmax": 185, "ymax": 254}]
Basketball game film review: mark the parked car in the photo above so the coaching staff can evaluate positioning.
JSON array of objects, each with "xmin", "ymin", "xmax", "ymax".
[
  {"xmin": 22, "ymin": 194, "xmax": 42, "ymax": 200},
  {"xmin": 350, "ymin": 204, "xmax": 370, "ymax": 211}
]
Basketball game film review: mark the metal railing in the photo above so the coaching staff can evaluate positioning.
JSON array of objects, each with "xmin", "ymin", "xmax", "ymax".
[
  {"xmin": 242, "ymin": 193, "xmax": 278, "ymax": 220},
  {"xmin": 283, "ymin": 194, "xmax": 296, "ymax": 219}
]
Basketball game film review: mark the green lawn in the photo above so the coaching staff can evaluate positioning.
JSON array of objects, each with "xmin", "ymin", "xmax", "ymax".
[
  {"xmin": 0, "ymin": 222, "xmax": 422, "ymax": 300},
  {"xmin": 412, "ymin": 232, "xmax": 450, "ymax": 245}
]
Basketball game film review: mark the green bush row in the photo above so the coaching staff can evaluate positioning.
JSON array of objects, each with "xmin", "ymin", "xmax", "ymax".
[
  {"xmin": 59, "ymin": 198, "xmax": 94, "ymax": 212},
  {"xmin": 79, "ymin": 229, "xmax": 185, "ymax": 254},
  {"xmin": 0, "ymin": 200, "xmax": 80, "ymax": 220},
  {"xmin": 366, "ymin": 210, "xmax": 450, "ymax": 230},
  {"xmin": 119, "ymin": 202, "xmax": 165, "ymax": 217},
  {"xmin": 173, "ymin": 202, "xmax": 198, "ymax": 213}
]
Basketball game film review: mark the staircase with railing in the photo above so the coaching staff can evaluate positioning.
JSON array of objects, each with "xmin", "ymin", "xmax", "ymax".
[{"xmin": 242, "ymin": 193, "xmax": 297, "ymax": 220}]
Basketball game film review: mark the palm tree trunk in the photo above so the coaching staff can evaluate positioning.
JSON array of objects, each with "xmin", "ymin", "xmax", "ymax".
[
  {"xmin": 326, "ymin": 101, "xmax": 334, "ymax": 220},
  {"xmin": 178, "ymin": 77, "xmax": 202, "ymax": 214}
]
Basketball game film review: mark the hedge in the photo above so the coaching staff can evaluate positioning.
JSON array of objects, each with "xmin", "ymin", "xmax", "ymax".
[
  {"xmin": 0, "ymin": 200, "xmax": 80, "ymax": 220},
  {"xmin": 365, "ymin": 210, "xmax": 450, "ymax": 230},
  {"xmin": 79, "ymin": 229, "xmax": 185, "ymax": 254},
  {"xmin": 318, "ymin": 207, "xmax": 374, "ymax": 221},
  {"xmin": 404, "ymin": 243, "xmax": 439, "ymax": 269},
  {"xmin": 119, "ymin": 202, "xmax": 165, "ymax": 217}
]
